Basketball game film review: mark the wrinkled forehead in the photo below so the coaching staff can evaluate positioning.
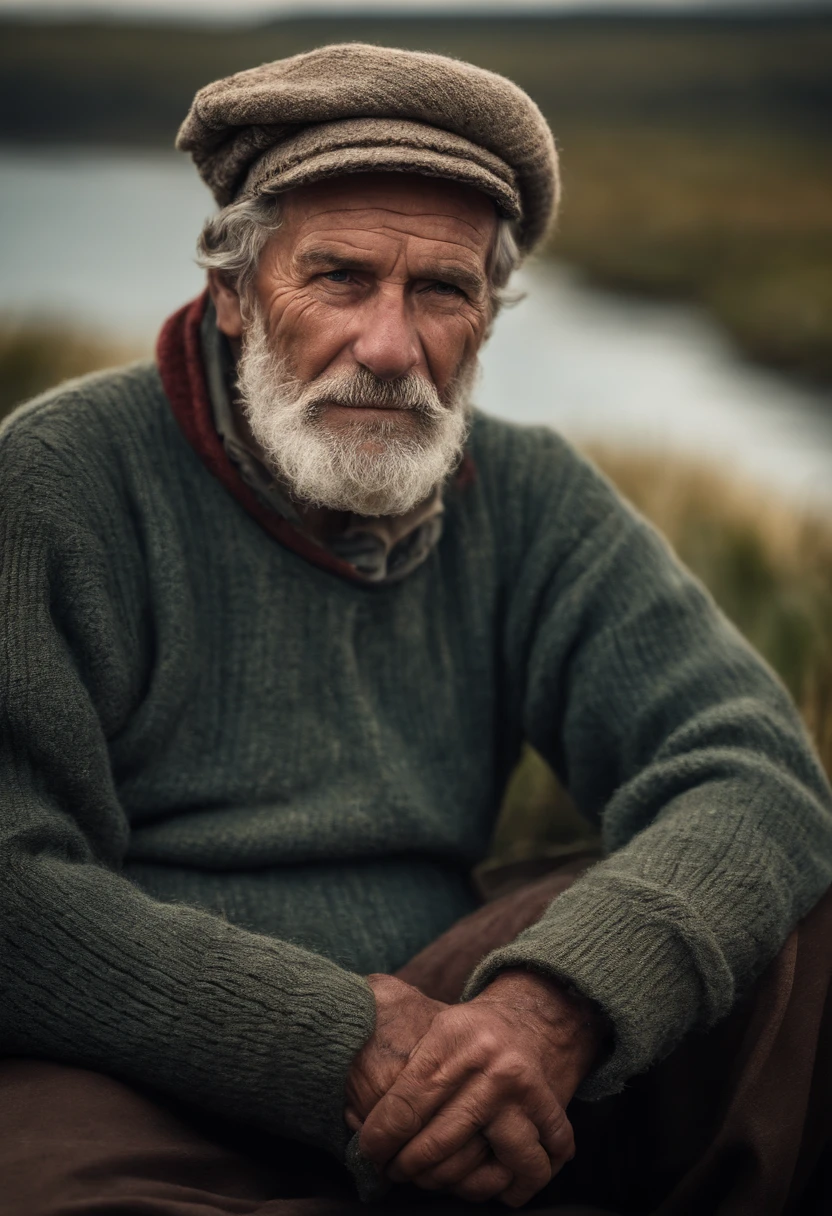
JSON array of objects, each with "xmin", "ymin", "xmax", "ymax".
[{"xmin": 277, "ymin": 173, "xmax": 499, "ymax": 257}]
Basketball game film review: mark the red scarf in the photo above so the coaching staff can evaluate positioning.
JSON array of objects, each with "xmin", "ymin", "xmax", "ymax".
[{"xmin": 156, "ymin": 292, "xmax": 475, "ymax": 584}]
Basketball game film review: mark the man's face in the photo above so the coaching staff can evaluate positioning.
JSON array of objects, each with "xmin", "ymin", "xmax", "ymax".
[{"xmin": 211, "ymin": 172, "xmax": 497, "ymax": 517}]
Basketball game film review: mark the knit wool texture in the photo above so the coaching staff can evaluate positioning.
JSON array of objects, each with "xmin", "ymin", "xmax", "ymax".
[
  {"xmin": 2, "ymin": 363, "xmax": 832, "ymax": 1161},
  {"xmin": 176, "ymin": 42, "xmax": 560, "ymax": 252}
]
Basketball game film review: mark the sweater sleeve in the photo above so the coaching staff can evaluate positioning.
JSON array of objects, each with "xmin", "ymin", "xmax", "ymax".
[
  {"xmin": 0, "ymin": 415, "xmax": 376, "ymax": 1157},
  {"xmin": 463, "ymin": 431, "xmax": 832, "ymax": 1098}
]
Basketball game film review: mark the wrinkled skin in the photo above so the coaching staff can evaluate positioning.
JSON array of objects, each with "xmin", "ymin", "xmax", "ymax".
[
  {"xmin": 210, "ymin": 173, "xmax": 494, "ymax": 468},
  {"xmin": 346, "ymin": 971, "xmax": 602, "ymax": 1207}
]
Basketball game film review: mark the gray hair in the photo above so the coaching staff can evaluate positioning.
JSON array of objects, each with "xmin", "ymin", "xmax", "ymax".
[{"xmin": 197, "ymin": 188, "xmax": 522, "ymax": 318}]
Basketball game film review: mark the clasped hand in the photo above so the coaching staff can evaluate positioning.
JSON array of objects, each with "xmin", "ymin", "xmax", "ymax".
[{"xmin": 345, "ymin": 969, "xmax": 601, "ymax": 1207}]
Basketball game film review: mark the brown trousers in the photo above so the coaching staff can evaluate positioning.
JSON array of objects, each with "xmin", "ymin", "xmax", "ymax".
[{"xmin": 2, "ymin": 860, "xmax": 831, "ymax": 1216}]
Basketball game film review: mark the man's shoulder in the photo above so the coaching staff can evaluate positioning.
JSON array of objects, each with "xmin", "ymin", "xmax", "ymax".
[
  {"xmin": 1, "ymin": 359, "xmax": 170, "ymax": 466},
  {"xmin": 0, "ymin": 359, "xmax": 184, "ymax": 543},
  {"xmin": 0, "ymin": 360, "xmax": 187, "ymax": 523},
  {"xmin": 466, "ymin": 409, "xmax": 593, "ymax": 506},
  {"xmin": 467, "ymin": 411, "xmax": 571, "ymax": 462},
  {"xmin": 462, "ymin": 410, "xmax": 643, "ymax": 566}
]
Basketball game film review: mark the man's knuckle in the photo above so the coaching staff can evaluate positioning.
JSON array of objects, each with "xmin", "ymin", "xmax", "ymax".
[
  {"xmin": 483, "ymin": 1051, "xmax": 530, "ymax": 1092},
  {"xmin": 495, "ymin": 1050, "xmax": 528, "ymax": 1084},
  {"xmin": 472, "ymin": 1027, "xmax": 502, "ymax": 1061},
  {"xmin": 461, "ymin": 1094, "xmax": 488, "ymax": 1125},
  {"xmin": 508, "ymin": 1142, "xmax": 543, "ymax": 1173},
  {"xmin": 412, "ymin": 1131, "xmax": 448, "ymax": 1167},
  {"xmin": 428, "ymin": 1135, "xmax": 490, "ymax": 1188},
  {"xmin": 384, "ymin": 1093, "xmax": 423, "ymax": 1136},
  {"xmin": 498, "ymin": 1141, "xmax": 550, "ymax": 1185}
]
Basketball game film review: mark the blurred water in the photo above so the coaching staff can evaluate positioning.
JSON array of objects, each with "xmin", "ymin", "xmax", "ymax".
[
  {"xmin": 478, "ymin": 268, "xmax": 832, "ymax": 514},
  {"xmin": 3, "ymin": 146, "xmax": 832, "ymax": 512}
]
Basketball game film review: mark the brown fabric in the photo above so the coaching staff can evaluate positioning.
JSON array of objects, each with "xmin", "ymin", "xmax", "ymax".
[
  {"xmin": 176, "ymin": 43, "xmax": 559, "ymax": 253},
  {"xmin": 2, "ymin": 863, "xmax": 830, "ymax": 1216}
]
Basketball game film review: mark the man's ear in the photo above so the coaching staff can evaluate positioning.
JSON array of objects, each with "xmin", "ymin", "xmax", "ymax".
[{"xmin": 207, "ymin": 270, "xmax": 244, "ymax": 340}]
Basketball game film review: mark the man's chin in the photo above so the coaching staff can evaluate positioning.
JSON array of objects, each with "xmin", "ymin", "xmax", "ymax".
[
  {"xmin": 295, "ymin": 454, "xmax": 441, "ymax": 517},
  {"xmin": 316, "ymin": 403, "xmax": 424, "ymax": 439},
  {"xmin": 303, "ymin": 480, "xmax": 423, "ymax": 518},
  {"xmin": 319, "ymin": 403, "xmax": 411, "ymax": 420},
  {"xmin": 250, "ymin": 404, "xmax": 466, "ymax": 517}
]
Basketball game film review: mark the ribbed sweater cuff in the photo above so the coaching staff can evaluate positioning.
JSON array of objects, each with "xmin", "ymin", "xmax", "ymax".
[
  {"xmin": 460, "ymin": 867, "xmax": 733, "ymax": 1100},
  {"xmin": 257, "ymin": 964, "xmax": 379, "ymax": 1155}
]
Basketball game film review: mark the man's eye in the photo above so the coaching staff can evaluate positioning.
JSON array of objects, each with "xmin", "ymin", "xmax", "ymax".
[
  {"xmin": 323, "ymin": 270, "xmax": 351, "ymax": 283},
  {"xmin": 432, "ymin": 281, "xmax": 463, "ymax": 297}
]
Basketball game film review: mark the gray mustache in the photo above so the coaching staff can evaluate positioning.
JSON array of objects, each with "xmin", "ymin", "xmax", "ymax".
[{"xmin": 300, "ymin": 368, "xmax": 445, "ymax": 417}]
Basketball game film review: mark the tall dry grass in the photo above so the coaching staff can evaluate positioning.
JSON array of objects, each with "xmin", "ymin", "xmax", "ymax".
[
  {"xmin": 0, "ymin": 319, "xmax": 143, "ymax": 424},
  {"xmin": 592, "ymin": 444, "xmax": 832, "ymax": 753}
]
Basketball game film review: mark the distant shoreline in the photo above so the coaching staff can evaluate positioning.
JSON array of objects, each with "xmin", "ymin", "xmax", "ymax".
[{"xmin": 2, "ymin": 11, "xmax": 831, "ymax": 386}]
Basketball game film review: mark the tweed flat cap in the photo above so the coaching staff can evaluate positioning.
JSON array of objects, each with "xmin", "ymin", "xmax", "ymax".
[{"xmin": 177, "ymin": 43, "xmax": 559, "ymax": 253}]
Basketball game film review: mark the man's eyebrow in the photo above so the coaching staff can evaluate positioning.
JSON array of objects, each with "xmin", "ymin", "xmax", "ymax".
[
  {"xmin": 295, "ymin": 248, "xmax": 486, "ymax": 295},
  {"xmin": 295, "ymin": 248, "xmax": 377, "ymax": 273},
  {"xmin": 431, "ymin": 263, "xmax": 487, "ymax": 296}
]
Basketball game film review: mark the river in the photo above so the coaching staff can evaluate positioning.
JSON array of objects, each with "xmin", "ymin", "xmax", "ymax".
[{"xmin": 3, "ymin": 146, "xmax": 831, "ymax": 512}]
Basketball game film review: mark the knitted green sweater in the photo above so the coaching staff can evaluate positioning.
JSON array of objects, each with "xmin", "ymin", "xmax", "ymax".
[{"xmin": 1, "ymin": 357, "xmax": 831, "ymax": 1163}]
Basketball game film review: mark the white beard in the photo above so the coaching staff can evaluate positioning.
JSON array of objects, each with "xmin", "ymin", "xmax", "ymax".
[{"xmin": 235, "ymin": 311, "xmax": 476, "ymax": 518}]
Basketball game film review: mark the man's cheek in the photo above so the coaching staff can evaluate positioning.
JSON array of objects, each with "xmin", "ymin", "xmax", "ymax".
[
  {"xmin": 275, "ymin": 298, "xmax": 355, "ymax": 377},
  {"xmin": 420, "ymin": 316, "xmax": 482, "ymax": 390}
]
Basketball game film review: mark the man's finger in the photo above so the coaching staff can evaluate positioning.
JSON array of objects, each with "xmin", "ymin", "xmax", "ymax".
[
  {"xmin": 482, "ymin": 1109, "xmax": 552, "ymax": 1207},
  {"xmin": 534, "ymin": 1101, "xmax": 575, "ymax": 1165},
  {"xmin": 361, "ymin": 1088, "xmax": 425, "ymax": 1162},
  {"xmin": 359, "ymin": 1029, "xmax": 474, "ymax": 1165},
  {"xmin": 452, "ymin": 1159, "xmax": 514, "ymax": 1204},
  {"xmin": 401, "ymin": 1133, "xmax": 490, "ymax": 1191},
  {"xmin": 380, "ymin": 1076, "xmax": 496, "ymax": 1177}
]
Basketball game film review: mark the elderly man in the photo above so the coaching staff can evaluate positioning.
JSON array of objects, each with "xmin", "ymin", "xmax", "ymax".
[{"xmin": 1, "ymin": 43, "xmax": 831, "ymax": 1216}]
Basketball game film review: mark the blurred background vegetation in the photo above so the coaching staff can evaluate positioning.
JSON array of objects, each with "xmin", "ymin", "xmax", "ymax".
[
  {"xmin": 2, "ymin": 9, "xmax": 831, "ymax": 388},
  {"xmin": 2, "ymin": 5, "xmax": 831, "ymax": 855}
]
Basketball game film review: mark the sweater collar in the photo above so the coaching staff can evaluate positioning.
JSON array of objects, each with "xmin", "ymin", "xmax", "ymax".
[{"xmin": 156, "ymin": 292, "xmax": 475, "ymax": 585}]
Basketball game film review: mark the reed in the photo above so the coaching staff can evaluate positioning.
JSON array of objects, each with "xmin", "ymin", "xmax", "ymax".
[{"xmin": 0, "ymin": 319, "xmax": 143, "ymax": 424}]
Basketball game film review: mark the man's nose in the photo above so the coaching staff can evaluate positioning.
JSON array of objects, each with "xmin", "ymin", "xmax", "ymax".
[{"xmin": 350, "ymin": 286, "xmax": 421, "ymax": 381}]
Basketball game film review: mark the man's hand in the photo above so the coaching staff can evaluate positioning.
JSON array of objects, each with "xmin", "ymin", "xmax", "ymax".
[
  {"xmin": 358, "ymin": 969, "xmax": 608, "ymax": 1207},
  {"xmin": 344, "ymin": 973, "xmax": 447, "ymax": 1131},
  {"xmin": 345, "ymin": 973, "xmax": 496, "ymax": 1194}
]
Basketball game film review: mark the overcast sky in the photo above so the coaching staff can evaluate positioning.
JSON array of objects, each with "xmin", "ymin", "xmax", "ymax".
[{"xmin": 4, "ymin": 0, "xmax": 824, "ymax": 22}]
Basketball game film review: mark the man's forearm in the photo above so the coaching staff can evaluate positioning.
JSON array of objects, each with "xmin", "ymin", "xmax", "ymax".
[{"xmin": 1, "ymin": 849, "xmax": 376, "ymax": 1156}]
